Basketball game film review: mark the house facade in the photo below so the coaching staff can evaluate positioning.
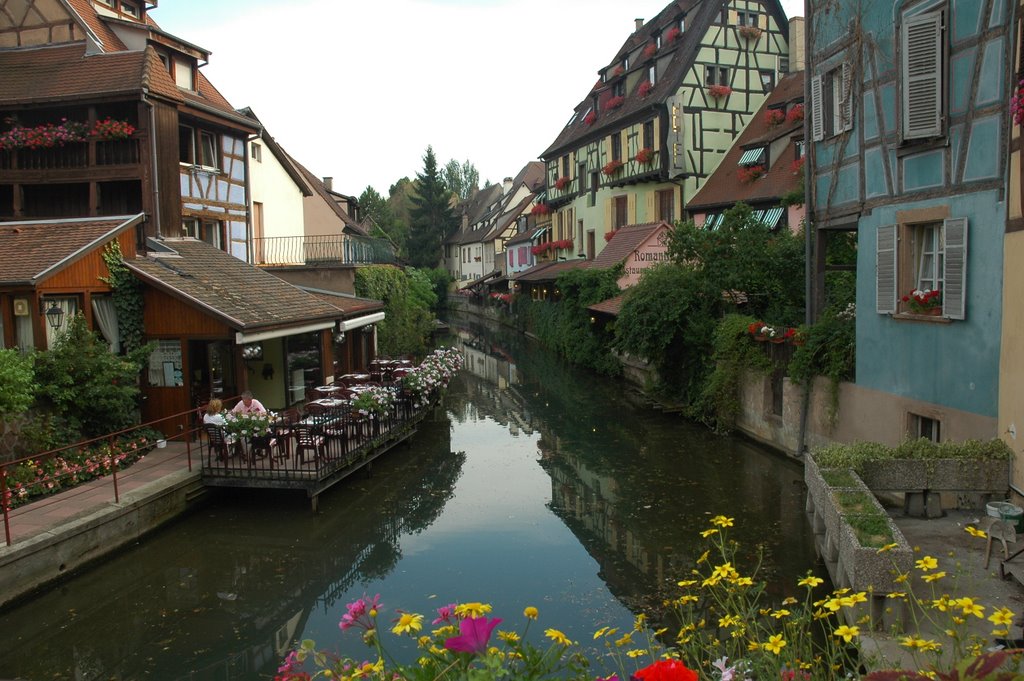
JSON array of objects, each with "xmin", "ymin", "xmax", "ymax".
[
  {"xmin": 808, "ymin": 0, "xmax": 1011, "ymax": 445},
  {"xmin": 539, "ymin": 0, "xmax": 794, "ymax": 260}
]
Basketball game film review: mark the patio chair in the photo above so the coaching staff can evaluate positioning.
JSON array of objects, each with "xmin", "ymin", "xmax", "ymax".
[
  {"xmin": 293, "ymin": 423, "xmax": 325, "ymax": 464},
  {"xmin": 205, "ymin": 424, "xmax": 234, "ymax": 462}
]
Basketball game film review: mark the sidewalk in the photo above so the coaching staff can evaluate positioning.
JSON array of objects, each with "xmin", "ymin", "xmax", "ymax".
[{"xmin": 2, "ymin": 440, "xmax": 198, "ymax": 546}]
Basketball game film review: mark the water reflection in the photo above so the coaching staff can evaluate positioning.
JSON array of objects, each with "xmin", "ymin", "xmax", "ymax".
[{"xmin": 0, "ymin": 315, "xmax": 819, "ymax": 680}]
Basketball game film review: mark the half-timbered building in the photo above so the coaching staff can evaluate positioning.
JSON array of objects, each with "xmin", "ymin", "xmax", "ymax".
[{"xmin": 539, "ymin": 0, "xmax": 795, "ymax": 260}]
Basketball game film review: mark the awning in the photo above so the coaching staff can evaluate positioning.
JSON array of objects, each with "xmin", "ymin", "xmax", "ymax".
[
  {"xmin": 339, "ymin": 311, "xmax": 385, "ymax": 331},
  {"xmin": 703, "ymin": 214, "xmax": 723, "ymax": 230},
  {"xmin": 466, "ymin": 270, "xmax": 501, "ymax": 289},
  {"xmin": 236, "ymin": 319, "xmax": 336, "ymax": 345},
  {"xmin": 757, "ymin": 207, "xmax": 785, "ymax": 229},
  {"xmin": 738, "ymin": 148, "xmax": 766, "ymax": 165}
]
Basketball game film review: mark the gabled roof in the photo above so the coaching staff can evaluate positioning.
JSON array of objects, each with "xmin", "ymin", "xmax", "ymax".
[
  {"xmin": 281, "ymin": 150, "xmax": 369, "ymax": 236},
  {"xmin": 541, "ymin": 0, "xmax": 790, "ymax": 159},
  {"xmin": 483, "ymin": 194, "xmax": 534, "ymax": 242},
  {"xmin": 588, "ymin": 294, "xmax": 627, "ymax": 317},
  {"xmin": 125, "ymin": 239, "xmax": 342, "ymax": 331},
  {"xmin": 299, "ymin": 287, "xmax": 385, "ymax": 318},
  {"xmin": 65, "ymin": 0, "xmax": 128, "ymax": 51},
  {"xmin": 687, "ymin": 71, "xmax": 805, "ymax": 211},
  {"xmin": 0, "ymin": 214, "xmax": 143, "ymax": 285},
  {"xmin": 515, "ymin": 260, "xmax": 585, "ymax": 283},
  {"xmin": 587, "ymin": 222, "xmax": 671, "ymax": 270},
  {"xmin": 506, "ymin": 224, "xmax": 546, "ymax": 247}
]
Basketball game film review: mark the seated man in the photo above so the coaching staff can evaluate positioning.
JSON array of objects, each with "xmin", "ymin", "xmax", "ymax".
[{"xmin": 232, "ymin": 390, "xmax": 267, "ymax": 415}]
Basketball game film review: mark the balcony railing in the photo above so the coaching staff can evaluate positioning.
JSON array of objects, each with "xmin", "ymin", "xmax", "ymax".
[
  {"xmin": 0, "ymin": 138, "xmax": 140, "ymax": 171},
  {"xmin": 253, "ymin": 234, "xmax": 397, "ymax": 267}
]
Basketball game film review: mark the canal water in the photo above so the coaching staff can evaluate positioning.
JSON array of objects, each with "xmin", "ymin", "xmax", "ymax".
[{"xmin": 0, "ymin": 316, "xmax": 820, "ymax": 680}]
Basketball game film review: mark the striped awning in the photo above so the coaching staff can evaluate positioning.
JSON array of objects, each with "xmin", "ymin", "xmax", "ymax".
[
  {"xmin": 755, "ymin": 207, "xmax": 785, "ymax": 229},
  {"xmin": 738, "ymin": 147, "xmax": 766, "ymax": 165},
  {"xmin": 703, "ymin": 214, "xmax": 723, "ymax": 230}
]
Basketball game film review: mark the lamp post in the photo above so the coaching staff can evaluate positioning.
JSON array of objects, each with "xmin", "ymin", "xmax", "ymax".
[{"xmin": 44, "ymin": 302, "xmax": 64, "ymax": 330}]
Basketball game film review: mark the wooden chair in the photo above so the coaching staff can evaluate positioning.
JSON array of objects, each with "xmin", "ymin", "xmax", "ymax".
[
  {"xmin": 293, "ymin": 423, "xmax": 325, "ymax": 464},
  {"xmin": 205, "ymin": 424, "xmax": 233, "ymax": 462},
  {"xmin": 272, "ymin": 409, "xmax": 299, "ymax": 460},
  {"xmin": 981, "ymin": 517, "xmax": 1018, "ymax": 568}
]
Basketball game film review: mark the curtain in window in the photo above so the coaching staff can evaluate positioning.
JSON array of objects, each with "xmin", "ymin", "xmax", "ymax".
[
  {"xmin": 15, "ymin": 314, "xmax": 33, "ymax": 352},
  {"xmin": 92, "ymin": 296, "xmax": 120, "ymax": 353},
  {"xmin": 44, "ymin": 297, "xmax": 79, "ymax": 349}
]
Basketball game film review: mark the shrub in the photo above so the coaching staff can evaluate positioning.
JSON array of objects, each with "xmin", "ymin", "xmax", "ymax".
[
  {"xmin": 0, "ymin": 349, "xmax": 35, "ymax": 417},
  {"xmin": 356, "ymin": 265, "xmax": 435, "ymax": 357},
  {"xmin": 693, "ymin": 314, "xmax": 772, "ymax": 432}
]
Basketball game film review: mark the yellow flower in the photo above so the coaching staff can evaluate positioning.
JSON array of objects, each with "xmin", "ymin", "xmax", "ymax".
[
  {"xmin": 677, "ymin": 595, "xmax": 698, "ymax": 605},
  {"xmin": 634, "ymin": 614, "xmax": 646, "ymax": 631},
  {"xmin": 851, "ymin": 592, "xmax": 868, "ymax": 603},
  {"xmin": 921, "ymin": 571, "xmax": 947, "ymax": 583},
  {"xmin": 763, "ymin": 634, "xmax": 787, "ymax": 655},
  {"xmin": 523, "ymin": 606, "xmax": 539, "ymax": 620},
  {"xmin": 455, "ymin": 602, "xmax": 492, "ymax": 619},
  {"xmin": 711, "ymin": 515, "xmax": 735, "ymax": 527},
  {"xmin": 799, "ymin": 575, "xmax": 824, "ymax": 588},
  {"xmin": 932, "ymin": 596, "xmax": 951, "ymax": 612},
  {"xmin": 733, "ymin": 576, "xmax": 754, "ymax": 587},
  {"xmin": 915, "ymin": 556, "xmax": 938, "ymax": 571},
  {"xmin": 676, "ymin": 579, "xmax": 698, "ymax": 588},
  {"xmin": 989, "ymin": 607, "xmax": 1015, "ymax": 626},
  {"xmin": 545, "ymin": 628, "xmax": 573, "ymax": 646},
  {"xmin": 719, "ymin": 614, "xmax": 741, "ymax": 628},
  {"xmin": 900, "ymin": 636, "xmax": 923, "ymax": 649},
  {"xmin": 894, "ymin": 572, "xmax": 910, "ymax": 584},
  {"xmin": 887, "ymin": 592, "xmax": 907, "ymax": 600},
  {"xmin": 748, "ymin": 640, "xmax": 761, "ymax": 652},
  {"xmin": 771, "ymin": 609, "xmax": 791, "ymax": 619},
  {"xmin": 697, "ymin": 550, "xmax": 710, "ymax": 564},
  {"xmin": 834, "ymin": 625, "xmax": 860, "ymax": 643},
  {"xmin": 498, "ymin": 630, "xmax": 520, "ymax": 644},
  {"xmin": 957, "ymin": 598, "xmax": 985, "ymax": 618},
  {"xmin": 391, "ymin": 612, "xmax": 424, "ymax": 635},
  {"xmin": 876, "ymin": 542, "xmax": 900, "ymax": 553},
  {"xmin": 783, "ymin": 596, "xmax": 798, "ymax": 606},
  {"xmin": 626, "ymin": 649, "xmax": 646, "ymax": 658},
  {"xmin": 615, "ymin": 632, "xmax": 634, "ymax": 647},
  {"xmin": 593, "ymin": 627, "xmax": 609, "ymax": 639},
  {"xmin": 964, "ymin": 525, "xmax": 987, "ymax": 538},
  {"xmin": 417, "ymin": 635, "xmax": 431, "ymax": 648},
  {"xmin": 823, "ymin": 598, "xmax": 843, "ymax": 612},
  {"xmin": 700, "ymin": 528, "xmax": 720, "ymax": 538}
]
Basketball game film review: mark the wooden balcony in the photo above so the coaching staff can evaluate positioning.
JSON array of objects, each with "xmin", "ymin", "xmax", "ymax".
[{"xmin": 0, "ymin": 138, "xmax": 142, "ymax": 181}]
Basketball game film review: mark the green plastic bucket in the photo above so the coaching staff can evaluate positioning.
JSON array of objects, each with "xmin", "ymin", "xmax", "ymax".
[{"xmin": 987, "ymin": 501, "xmax": 1024, "ymax": 531}]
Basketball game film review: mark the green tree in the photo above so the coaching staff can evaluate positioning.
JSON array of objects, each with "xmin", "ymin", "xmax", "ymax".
[
  {"xmin": 354, "ymin": 265, "xmax": 435, "ymax": 357},
  {"xmin": 359, "ymin": 185, "xmax": 402, "ymax": 251},
  {"xmin": 33, "ymin": 315, "xmax": 152, "ymax": 440},
  {"xmin": 0, "ymin": 349, "xmax": 35, "ymax": 417},
  {"xmin": 407, "ymin": 146, "xmax": 457, "ymax": 269},
  {"xmin": 442, "ymin": 159, "xmax": 480, "ymax": 201}
]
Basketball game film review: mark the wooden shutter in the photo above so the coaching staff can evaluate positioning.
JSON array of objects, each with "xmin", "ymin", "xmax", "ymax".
[
  {"xmin": 901, "ymin": 11, "xmax": 943, "ymax": 139},
  {"xmin": 811, "ymin": 75, "xmax": 824, "ymax": 141},
  {"xmin": 645, "ymin": 191, "xmax": 656, "ymax": 221},
  {"xmin": 943, "ymin": 217, "xmax": 967, "ymax": 320},
  {"xmin": 876, "ymin": 224, "xmax": 897, "ymax": 314},
  {"xmin": 627, "ymin": 193, "xmax": 637, "ymax": 225},
  {"xmin": 604, "ymin": 197, "xmax": 613, "ymax": 234},
  {"xmin": 841, "ymin": 62, "xmax": 854, "ymax": 132}
]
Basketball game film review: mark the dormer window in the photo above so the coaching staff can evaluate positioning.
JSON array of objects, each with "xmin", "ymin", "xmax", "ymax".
[
  {"xmin": 612, "ymin": 81, "xmax": 625, "ymax": 98},
  {"xmin": 648, "ymin": 65, "xmax": 657, "ymax": 85},
  {"xmin": 737, "ymin": 10, "xmax": 758, "ymax": 26},
  {"xmin": 174, "ymin": 59, "xmax": 195, "ymax": 91},
  {"xmin": 120, "ymin": 1, "xmax": 140, "ymax": 18},
  {"xmin": 656, "ymin": 34, "xmax": 662, "ymax": 49}
]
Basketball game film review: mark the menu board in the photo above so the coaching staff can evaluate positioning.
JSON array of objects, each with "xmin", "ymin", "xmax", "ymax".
[{"xmin": 148, "ymin": 339, "xmax": 184, "ymax": 387}]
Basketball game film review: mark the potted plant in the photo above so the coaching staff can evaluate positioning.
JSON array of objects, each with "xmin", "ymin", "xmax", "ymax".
[
  {"xmin": 665, "ymin": 27, "xmax": 681, "ymax": 42},
  {"xmin": 634, "ymin": 147, "xmax": 654, "ymax": 164},
  {"xmin": 642, "ymin": 43, "xmax": 657, "ymax": 59},
  {"xmin": 786, "ymin": 103, "xmax": 805, "ymax": 123},
  {"xmin": 601, "ymin": 159, "xmax": 624, "ymax": 176},
  {"xmin": 1011, "ymin": 78, "xmax": 1024, "ymax": 126},
  {"xmin": 638, "ymin": 80, "xmax": 653, "ymax": 98},
  {"xmin": 583, "ymin": 111, "xmax": 597, "ymax": 126},
  {"xmin": 738, "ymin": 25, "xmax": 762, "ymax": 41},
  {"xmin": 737, "ymin": 164, "xmax": 766, "ymax": 184},
  {"xmin": 606, "ymin": 95, "xmax": 625, "ymax": 110},
  {"xmin": 707, "ymin": 84, "xmax": 732, "ymax": 100},
  {"xmin": 530, "ymin": 202, "xmax": 551, "ymax": 215},
  {"xmin": 901, "ymin": 288, "xmax": 942, "ymax": 315},
  {"xmin": 764, "ymin": 109, "xmax": 785, "ymax": 126},
  {"xmin": 554, "ymin": 176, "xmax": 570, "ymax": 190},
  {"xmin": 91, "ymin": 118, "xmax": 136, "ymax": 140}
]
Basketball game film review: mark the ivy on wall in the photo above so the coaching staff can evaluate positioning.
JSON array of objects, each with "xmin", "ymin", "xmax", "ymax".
[{"xmin": 100, "ymin": 241, "xmax": 145, "ymax": 353}]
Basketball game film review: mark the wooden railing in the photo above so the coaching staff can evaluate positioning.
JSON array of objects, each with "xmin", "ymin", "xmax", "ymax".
[{"xmin": 0, "ymin": 138, "xmax": 141, "ymax": 171}]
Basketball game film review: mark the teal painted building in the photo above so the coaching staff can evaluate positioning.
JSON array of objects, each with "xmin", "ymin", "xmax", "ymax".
[{"xmin": 808, "ymin": 0, "xmax": 1011, "ymax": 440}]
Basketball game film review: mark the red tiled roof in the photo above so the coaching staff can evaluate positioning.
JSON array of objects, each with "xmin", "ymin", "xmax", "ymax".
[
  {"xmin": 126, "ymin": 239, "xmax": 343, "ymax": 331},
  {"xmin": 506, "ymin": 224, "xmax": 545, "ymax": 247},
  {"xmin": 687, "ymin": 71, "xmax": 806, "ymax": 210},
  {"xmin": 515, "ymin": 260, "xmax": 585, "ymax": 283},
  {"xmin": 305, "ymin": 290, "xmax": 384, "ymax": 317},
  {"xmin": 587, "ymin": 222, "xmax": 671, "ymax": 270},
  {"xmin": 588, "ymin": 294, "xmax": 626, "ymax": 316},
  {"xmin": 65, "ymin": 0, "xmax": 128, "ymax": 51},
  {"xmin": 0, "ymin": 215, "xmax": 143, "ymax": 285},
  {"xmin": 0, "ymin": 43, "xmax": 152, "ymax": 104},
  {"xmin": 282, "ymin": 150, "xmax": 369, "ymax": 236}
]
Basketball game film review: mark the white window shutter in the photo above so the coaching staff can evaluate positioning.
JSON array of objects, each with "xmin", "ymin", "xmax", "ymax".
[
  {"xmin": 943, "ymin": 217, "xmax": 967, "ymax": 320},
  {"xmin": 901, "ymin": 11, "xmax": 943, "ymax": 139},
  {"xmin": 841, "ymin": 62, "xmax": 854, "ymax": 132},
  {"xmin": 876, "ymin": 224, "xmax": 897, "ymax": 314},
  {"xmin": 811, "ymin": 75, "xmax": 824, "ymax": 141}
]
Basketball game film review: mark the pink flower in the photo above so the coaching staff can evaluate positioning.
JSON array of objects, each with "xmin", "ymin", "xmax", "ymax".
[
  {"xmin": 340, "ymin": 594, "xmax": 381, "ymax": 631},
  {"xmin": 432, "ymin": 603, "xmax": 458, "ymax": 625},
  {"xmin": 444, "ymin": 616, "xmax": 502, "ymax": 655}
]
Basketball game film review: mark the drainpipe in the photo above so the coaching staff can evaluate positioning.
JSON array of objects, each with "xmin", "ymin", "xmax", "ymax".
[{"xmin": 142, "ymin": 91, "xmax": 162, "ymax": 241}]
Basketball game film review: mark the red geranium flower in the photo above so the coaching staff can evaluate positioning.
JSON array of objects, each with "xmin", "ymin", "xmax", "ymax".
[{"xmin": 633, "ymin": 659, "xmax": 698, "ymax": 681}]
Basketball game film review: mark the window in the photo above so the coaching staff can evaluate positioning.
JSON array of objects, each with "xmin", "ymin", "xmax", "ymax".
[
  {"xmin": 174, "ymin": 59, "xmax": 194, "ymax": 91},
  {"xmin": 182, "ymin": 218, "xmax": 224, "ymax": 250},
  {"xmin": 778, "ymin": 56, "xmax": 790, "ymax": 74},
  {"xmin": 656, "ymin": 34, "xmax": 662, "ymax": 49},
  {"xmin": 120, "ymin": 1, "xmax": 140, "ymax": 18},
  {"xmin": 656, "ymin": 189, "xmax": 675, "ymax": 222},
  {"xmin": 178, "ymin": 124, "xmax": 194, "ymax": 163},
  {"xmin": 578, "ymin": 162, "xmax": 587, "ymax": 190},
  {"xmin": 251, "ymin": 143, "xmax": 262, "ymax": 162},
  {"xmin": 794, "ymin": 140, "xmax": 804, "ymax": 160},
  {"xmin": 42, "ymin": 296, "xmax": 79, "ymax": 349},
  {"xmin": 612, "ymin": 80, "xmax": 625, "ymax": 98},
  {"xmin": 901, "ymin": 9, "xmax": 944, "ymax": 139},
  {"xmin": 909, "ymin": 413, "xmax": 941, "ymax": 442},
  {"xmin": 760, "ymin": 70, "xmax": 775, "ymax": 93},
  {"xmin": 562, "ymin": 155, "xmax": 570, "ymax": 177},
  {"xmin": 199, "ymin": 131, "xmax": 218, "ymax": 168},
  {"xmin": 613, "ymin": 196, "xmax": 628, "ymax": 228},
  {"xmin": 738, "ymin": 146, "xmax": 767, "ymax": 166},
  {"xmin": 648, "ymin": 64, "xmax": 657, "ymax": 85},
  {"xmin": 643, "ymin": 120, "xmax": 655, "ymax": 149},
  {"xmin": 876, "ymin": 217, "xmax": 967, "ymax": 319},
  {"xmin": 810, "ymin": 63, "xmax": 852, "ymax": 140},
  {"xmin": 705, "ymin": 65, "xmax": 730, "ymax": 86},
  {"xmin": 611, "ymin": 133, "xmax": 622, "ymax": 162},
  {"xmin": 737, "ymin": 10, "xmax": 758, "ymax": 26}
]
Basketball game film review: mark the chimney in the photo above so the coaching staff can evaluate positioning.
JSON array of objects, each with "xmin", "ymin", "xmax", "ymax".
[
  {"xmin": 635, "ymin": 18, "xmax": 644, "ymax": 32},
  {"xmin": 503, "ymin": 177, "xmax": 513, "ymax": 194},
  {"xmin": 322, "ymin": 176, "xmax": 333, "ymax": 191},
  {"xmin": 788, "ymin": 17, "xmax": 806, "ymax": 72}
]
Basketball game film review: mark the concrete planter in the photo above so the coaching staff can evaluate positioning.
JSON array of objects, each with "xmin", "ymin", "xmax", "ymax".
[{"xmin": 857, "ymin": 458, "xmax": 1010, "ymax": 493}]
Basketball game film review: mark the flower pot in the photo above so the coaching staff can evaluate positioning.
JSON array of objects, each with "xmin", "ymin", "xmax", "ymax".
[
  {"xmin": 769, "ymin": 338, "xmax": 785, "ymax": 344},
  {"xmin": 922, "ymin": 307, "xmax": 942, "ymax": 316}
]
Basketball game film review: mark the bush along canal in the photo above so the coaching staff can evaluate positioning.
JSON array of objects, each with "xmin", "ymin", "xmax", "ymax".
[{"xmin": 0, "ymin": 319, "xmax": 819, "ymax": 679}]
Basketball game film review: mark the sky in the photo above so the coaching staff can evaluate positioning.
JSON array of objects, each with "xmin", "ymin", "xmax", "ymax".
[{"xmin": 154, "ymin": 0, "xmax": 804, "ymax": 198}]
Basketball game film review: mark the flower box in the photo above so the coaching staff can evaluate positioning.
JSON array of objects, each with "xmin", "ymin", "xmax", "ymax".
[
  {"xmin": 856, "ymin": 459, "xmax": 1010, "ymax": 494},
  {"xmin": 790, "ymin": 157, "xmax": 806, "ymax": 175},
  {"xmin": 638, "ymin": 80, "xmax": 653, "ymax": 98},
  {"xmin": 764, "ymin": 109, "xmax": 786, "ymax": 127},
  {"xmin": 1012, "ymin": 79, "xmax": 1024, "ymax": 126},
  {"xmin": 606, "ymin": 95, "xmax": 625, "ymax": 110},
  {"xmin": 665, "ymin": 27, "xmax": 681, "ymax": 42},
  {"xmin": 634, "ymin": 147, "xmax": 654, "ymax": 164},
  {"xmin": 530, "ymin": 203, "xmax": 551, "ymax": 215},
  {"xmin": 612, "ymin": 66, "xmax": 624, "ymax": 77},
  {"xmin": 642, "ymin": 43, "xmax": 657, "ymax": 59},
  {"xmin": 601, "ymin": 159, "xmax": 623, "ymax": 176},
  {"xmin": 786, "ymin": 103, "xmax": 805, "ymax": 123},
  {"xmin": 737, "ymin": 164, "xmax": 765, "ymax": 184},
  {"xmin": 707, "ymin": 84, "xmax": 732, "ymax": 99},
  {"xmin": 604, "ymin": 230, "xmax": 617, "ymax": 242},
  {"xmin": 738, "ymin": 25, "xmax": 762, "ymax": 41},
  {"xmin": 901, "ymin": 288, "xmax": 941, "ymax": 314},
  {"xmin": 583, "ymin": 111, "xmax": 597, "ymax": 126},
  {"xmin": 554, "ymin": 176, "xmax": 570, "ymax": 190}
]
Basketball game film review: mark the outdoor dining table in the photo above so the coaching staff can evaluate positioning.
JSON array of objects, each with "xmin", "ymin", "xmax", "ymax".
[
  {"xmin": 339, "ymin": 373, "xmax": 372, "ymax": 386},
  {"xmin": 315, "ymin": 385, "xmax": 344, "ymax": 395}
]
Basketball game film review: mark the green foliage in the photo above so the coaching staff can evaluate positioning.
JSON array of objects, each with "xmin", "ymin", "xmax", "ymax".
[
  {"xmin": 844, "ymin": 512, "xmax": 894, "ymax": 548},
  {"xmin": 99, "ymin": 240, "xmax": 145, "ymax": 353},
  {"xmin": 517, "ymin": 267, "xmax": 623, "ymax": 375},
  {"xmin": 407, "ymin": 146, "xmax": 458, "ymax": 269},
  {"xmin": 693, "ymin": 314, "xmax": 773, "ymax": 432},
  {"xmin": 355, "ymin": 265, "xmax": 435, "ymax": 357},
  {"xmin": 814, "ymin": 438, "xmax": 1013, "ymax": 474},
  {"xmin": 821, "ymin": 468, "xmax": 859, "ymax": 487},
  {"xmin": 0, "ymin": 349, "xmax": 35, "ymax": 417},
  {"xmin": 441, "ymin": 158, "xmax": 480, "ymax": 201},
  {"xmin": 787, "ymin": 304, "xmax": 855, "ymax": 424},
  {"xmin": 421, "ymin": 267, "xmax": 452, "ymax": 306},
  {"xmin": 32, "ymin": 314, "xmax": 151, "ymax": 441},
  {"xmin": 359, "ymin": 185, "xmax": 403, "ymax": 253},
  {"xmin": 407, "ymin": 267, "xmax": 440, "ymax": 312}
]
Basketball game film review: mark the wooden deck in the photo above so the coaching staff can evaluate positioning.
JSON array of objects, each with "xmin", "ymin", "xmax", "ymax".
[{"xmin": 200, "ymin": 395, "xmax": 433, "ymax": 510}]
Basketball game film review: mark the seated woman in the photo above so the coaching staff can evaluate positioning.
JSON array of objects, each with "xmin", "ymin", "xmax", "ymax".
[{"xmin": 203, "ymin": 398, "xmax": 227, "ymax": 426}]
